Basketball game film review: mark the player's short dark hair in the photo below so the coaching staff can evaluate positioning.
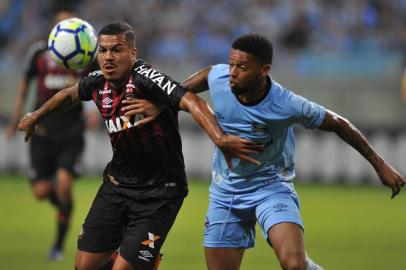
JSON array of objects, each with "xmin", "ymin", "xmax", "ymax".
[
  {"xmin": 99, "ymin": 22, "xmax": 136, "ymax": 47},
  {"xmin": 232, "ymin": 33, "xmax": 273, "ymax": 65},
  {"xmin": 51, "ymin": 0, "xmax": 79, "ymax": 14}
]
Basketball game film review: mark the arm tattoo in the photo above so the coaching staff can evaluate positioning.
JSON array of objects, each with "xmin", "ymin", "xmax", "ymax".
[{"xmin": 181, "ymin": 66, "xmax": 211, "ymax": 93}]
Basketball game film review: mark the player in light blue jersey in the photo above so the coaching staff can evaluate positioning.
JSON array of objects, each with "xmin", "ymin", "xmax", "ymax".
[{"xmin": 178, "ymin": 33, "xmax": 406, "ymax": 270}]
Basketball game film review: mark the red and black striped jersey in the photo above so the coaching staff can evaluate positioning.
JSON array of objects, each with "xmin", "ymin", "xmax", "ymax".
[
  {"xmin": 24, "ymin": 40, "xmax": 93, "ymax": 138},
  {"xmin": 78, "ymin": 59, "xmax": 188, "ymax": 198}
]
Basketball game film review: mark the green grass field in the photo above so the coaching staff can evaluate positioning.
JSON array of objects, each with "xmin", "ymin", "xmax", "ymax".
[{"xmin": 0, "ymin": 175, "xmax": 405, "ymax": 270}]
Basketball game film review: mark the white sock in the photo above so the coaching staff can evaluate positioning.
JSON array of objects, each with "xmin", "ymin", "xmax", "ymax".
[{"xmin": 306, "ymin": 257, "xmax": 324, "ymax": 270}]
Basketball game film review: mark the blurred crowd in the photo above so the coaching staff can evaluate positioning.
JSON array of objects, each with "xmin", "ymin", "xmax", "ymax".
[{"xmin": 0, "ymin": 0, "xmax": 405, "ymax": 72}]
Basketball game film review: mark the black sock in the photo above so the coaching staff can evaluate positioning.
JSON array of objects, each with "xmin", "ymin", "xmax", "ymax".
[
  {"xmin": 48, "ymin": 189, "xmax": 59, "ymax": 207},
  {"xmin": 54, "ymin": 200, "xmax": 73, "ymax": 251}
]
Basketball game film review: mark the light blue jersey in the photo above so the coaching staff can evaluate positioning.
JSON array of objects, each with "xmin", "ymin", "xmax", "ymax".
[
  {"xmin": 204, "ymin": 64, "xmax": 327, "ymax": 248},
  {"xmin": 208, "ymin": 64, "xmax": 326, "ymax": 196}
]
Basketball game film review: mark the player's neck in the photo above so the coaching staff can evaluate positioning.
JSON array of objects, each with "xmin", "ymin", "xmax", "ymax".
[
  {"xmin": 110, "ymin": 72, "xmax": 132, "ymax": 92},
  {"xmin": 238, "ymin": 78, "xmax": 269, "ymax": 105}
]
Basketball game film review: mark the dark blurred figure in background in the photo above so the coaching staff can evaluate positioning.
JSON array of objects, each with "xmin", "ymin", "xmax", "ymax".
[{"xmin": 6, "ymin": 5, "xmax": 98, "ymax": 260}]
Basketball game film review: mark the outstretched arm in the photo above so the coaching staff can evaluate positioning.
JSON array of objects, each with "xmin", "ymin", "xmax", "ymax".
[
  {"xmin": 179, "ymin": 91, "xmax": 264, "ymax": 167},
  {"xmin": 319, "ymin": 110, "xmax": 406, "ymax": 198},
  {"xmin": 180, "ymin": 66, "xmax": 211, "ymax": 93},
  {"xmin": 18, "ymin": 84, "xmax": 81, "ymax": 142}
]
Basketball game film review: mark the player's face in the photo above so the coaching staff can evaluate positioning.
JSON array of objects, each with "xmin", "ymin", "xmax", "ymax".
[
  {"xmin": 229, "ymin": 49, "xmax": 269, "ymax": 96},
  {"xmin": 98, "ymin": 34, "xmax": 137, "ymax": 85}
]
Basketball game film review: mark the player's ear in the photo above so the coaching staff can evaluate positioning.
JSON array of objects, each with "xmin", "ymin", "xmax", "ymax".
[
  {"xmin": 131, "ymin": 47, "xmax": 137, "ymax": 62},
  {"xmin": 261, "ymin": 64, "xmax": 271, "ymax": 75}
]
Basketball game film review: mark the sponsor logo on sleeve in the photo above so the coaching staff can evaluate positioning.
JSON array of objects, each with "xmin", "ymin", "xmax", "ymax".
[{"xmin": 134, "ymin": 64, "xmax": 177, "ymax": 95}]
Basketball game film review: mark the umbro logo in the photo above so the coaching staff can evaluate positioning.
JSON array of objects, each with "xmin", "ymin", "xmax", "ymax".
[
  {"xmin": 139, "ymin": 250, "xmax": 153, "ymax": 258},
  {"xmin": 102, "ymin": 97, "xmax": 113, "ymax": 108},
  {"xmin": 138, "ymin": 250, "xmax": 153, "ymax": 262},
  {"xmin": 103, "ymin": 97, "xmax": 113, "ymax": 104},
  {"xmin": 273, "ymin": 203, "xmax": 288, "ymax": 212}
]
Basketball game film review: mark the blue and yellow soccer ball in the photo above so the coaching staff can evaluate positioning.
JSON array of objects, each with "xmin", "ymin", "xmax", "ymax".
[{"xmin": 48, "ymin": 18, "xmax": 98, "ymax": 70}]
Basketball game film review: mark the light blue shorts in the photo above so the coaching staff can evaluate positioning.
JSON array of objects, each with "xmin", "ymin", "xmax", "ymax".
[{"xmin": 204, "ymin": 181, "xmax": 303, "ymax": 248}]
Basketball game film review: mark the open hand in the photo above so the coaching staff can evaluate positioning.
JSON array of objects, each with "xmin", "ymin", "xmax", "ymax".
[
  {"xmin": 122, "ymin": 99, "xmax": 163, "ymax": 127},
  {"xmin": 216, "ymin": 135, "xmax": 264, "ymax": 168},
  {"xmin": 376, "ymin": 161, "xmax": 406, "ymax": 199},
  {"xmin": 18, "ymin": 112, "xmax": 37, "ymax": 142}
]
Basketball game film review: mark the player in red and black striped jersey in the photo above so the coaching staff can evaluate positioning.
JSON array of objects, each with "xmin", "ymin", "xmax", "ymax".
[
  {"xmin": 18, "ymin": 22, "xmax": 263, "ymax": 270},
  {"xmin": 77, "ymin": 59, "xmax": 189, "ymax": 199},
  {"xmin": 7, "ymin": 9, "xmax": 98, "ymax": 261}
]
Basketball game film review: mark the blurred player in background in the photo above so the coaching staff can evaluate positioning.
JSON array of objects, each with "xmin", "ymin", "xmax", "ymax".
[
  {"xmin": 18, "ymin": 22, "xmax": 262, "ymax": 270},
  {"xmin": 173, "ymin": 33, "xmax": 406, "ymax": 270},
  {"xmin": 6, "ymin": 8, "xmax": 99, "ymax": 261}
]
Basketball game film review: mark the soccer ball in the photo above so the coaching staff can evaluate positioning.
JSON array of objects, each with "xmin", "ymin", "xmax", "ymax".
[{"xmin": 48, "ymin": 17, "xmax": 98, "ymax": 70}]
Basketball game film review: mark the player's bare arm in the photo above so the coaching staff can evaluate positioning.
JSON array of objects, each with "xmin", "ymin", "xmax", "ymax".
[
  {"xmin": 180, "ymin": 66, "xmax": 212, "ymax": 93},
  {"xmin": 18, "ymin": 84, "xmax": 81, "ymax": 142},
  {"xmin": 179, "ymin": 91, "xmax": 264, "ymax": 167},
  {"xmin": 319, "ymin": 110, "xmax": 406, "ymax": 198}
]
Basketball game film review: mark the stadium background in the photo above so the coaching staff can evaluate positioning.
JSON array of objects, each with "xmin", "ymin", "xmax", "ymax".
[{"xmin": 0, "ymin": 0, "xmax": 405, "ymax": 269}]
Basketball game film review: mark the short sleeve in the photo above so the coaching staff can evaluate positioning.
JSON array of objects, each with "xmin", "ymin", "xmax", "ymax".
[
  {"xmin": 133, "ymin": 60, "xmax": 187, "ymax": 109},
  {"xmin": 24, "ymin": 41, "xmax": 47, "ymax": 81},
  {"xmin": 289, "ymin": 93, "xmax": 326, "ymax": 128},
  {"xmin": 78, "ymin": 70, "xmax": 103, "ymax": 101},
  {"xmin": 208, "ymin": 64, "xmax": 228, "ymax": 90}
]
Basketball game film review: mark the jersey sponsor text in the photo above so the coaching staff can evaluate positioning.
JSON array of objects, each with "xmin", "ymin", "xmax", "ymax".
[
  {"xmin": 105, "ymin": 115, "xmax": 145, "ymax": 133},
  {"xmin": 134, "ymin": 65, "xmax": 176, "ymax": 95}
]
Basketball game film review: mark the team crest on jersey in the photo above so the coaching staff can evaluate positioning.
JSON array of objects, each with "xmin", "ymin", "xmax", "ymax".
[
  {"xmin": 302, "ymin": 101, "xmax": 319, "ymax": 120},
  {"xmin": 252, "ymin": 123, "xmax": 269, "ymax": 136},
  {"xmin": 105, "ymin": 115, "xmax": 145, "ymax": 133}
]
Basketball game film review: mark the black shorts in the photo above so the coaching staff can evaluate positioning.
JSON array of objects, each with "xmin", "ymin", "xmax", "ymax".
[
  {"xmin": 77, "ymin": 181, "xmax": 184, "ymax": 270},
  {"xmin": 29, "ymin": 135, "xmax": 84, "ymax": 182}
]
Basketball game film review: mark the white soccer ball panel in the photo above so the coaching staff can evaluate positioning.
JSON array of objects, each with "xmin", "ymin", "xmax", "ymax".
[
  {"xmin": 53, "ymin": 31, "xmax": 77, "ymax": 56},
  {"xmin": 48, "ymin": 17, "xmax": 98, "ymax": 70},
  {"xmin": 67, "ymin": 53, "xmax": 86, "ymax": 70}
]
